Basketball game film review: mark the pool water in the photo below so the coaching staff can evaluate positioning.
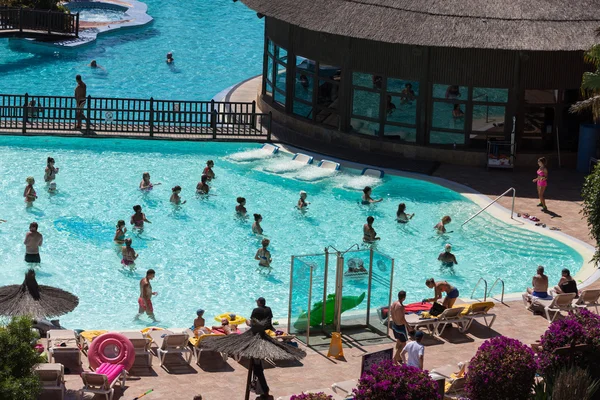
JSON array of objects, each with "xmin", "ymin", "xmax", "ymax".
[
  {"xmin": 73, "ymin": 8, "xmax": 127, "ymax": 23},
  {"xmin": 0, "ymin": 0, "xmax": 263, "ymax": 100},
  {"xmin": 0, "ymin": 136, "xmax": 583, "ymax": 330}
]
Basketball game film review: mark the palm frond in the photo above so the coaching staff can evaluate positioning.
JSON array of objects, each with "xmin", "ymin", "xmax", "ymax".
[
  {"xmin": 569, "ymin": 95, "xmax": 600, "ymax": 114},
  {"xmin": 581, "ymin": 72, "xmax": 600, "ymax": 91},
  {"xmin": 584, "ymin": 45, "xmax": 600, "ymax": 65}
]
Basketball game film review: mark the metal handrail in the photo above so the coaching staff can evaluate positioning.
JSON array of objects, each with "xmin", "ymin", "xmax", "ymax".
[
  {"xmin": 470, "ymin": 278, "xmax": 487, "ymax": 301},
  {"xmin": 462, "ymin": 187, "xmax": 516, "ymax": 226},
  {"xmin": 488, "ymin": 278, "xmax": 505, "ymax": 304}
]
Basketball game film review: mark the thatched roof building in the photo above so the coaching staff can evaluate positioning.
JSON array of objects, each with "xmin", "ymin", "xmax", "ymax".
[{"xmin": 239, "ymin": 0, "xmax": 600, "ymax": 166}]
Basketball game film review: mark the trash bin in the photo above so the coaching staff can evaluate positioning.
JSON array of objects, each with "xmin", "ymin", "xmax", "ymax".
[{"xmin": 577, "ymin": 124, "xmax": 600, "ymax": 173}]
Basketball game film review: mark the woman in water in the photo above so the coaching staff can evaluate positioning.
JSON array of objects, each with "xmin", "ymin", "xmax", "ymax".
[
  {"xmin": 24, "ymin": 177, "xmax": 37, "ymax": 204},
  {"xmin": 44, "ymin": 157, "xmax": 59, "ymax": 183},
  {"xmin": 196, "ymin": 175, "xmax": 210, "ymax": 195},
  {"xmin": 131, "ymin": 205, "xmax": 151, "ymax": 229},
  {"xmin": 255, "ymin": 238, "xmax": 272, "ymax": 268},
  {"xmin": 362, "ymin": 186, "xmax": 382, "ymax": 205},
  {"xmin": 363, "ymin": 216, "xmax": 380, "ymax": 243},
  {"xmin": 121, "ymin": 238, "xmax": 138, "ymax": 269},
  {"xmin": 434, "ymin": 216, "xmax": 451, "ymax": 234},
  {"xmin": 170, "ymin": 185, "xmax": 186, "ymax": 204},
  {"xmin": 114, "ymin": 220, "xmax": 127, "ymax": 244},
  {"xmin": 203, "ymin": 160, "xmax": 215, "ymax": 181},
  {"xmin": 140, "ymin": 172, "xmax": 160, "ymax": 190},
  {"xmin": 533, "ymin": 157, "xmax": 548, "ymax": 211},
  {"xmin": 236, "ymin": 197, "xmax": 247, "ymax": 215},
  {"xmin": 252, "ymin": 214, "xmax": 264, "ymax": 235},
  {"xmin": 396, "ymin": 203, "xmax": 414, "ymax": 223},
  {"xmin": 297, "ymin": 190, "xmax": 309, "ymax": 209}
]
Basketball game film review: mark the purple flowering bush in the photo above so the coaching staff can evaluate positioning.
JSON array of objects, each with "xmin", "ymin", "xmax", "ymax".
[
  {"xmin": 538, "ymin": 309, "xmax": 600, "ymax": 383},
  {"xmin": 290, "ymin": 393, "xmax": 333, "ymax": 400},
  {"xmin": 353, "ymin": 359, "xmax": 441, "ymax": 400},
  {"xmin": 464, "ymin": 336, "xmax": 536, "ymax": 400}
]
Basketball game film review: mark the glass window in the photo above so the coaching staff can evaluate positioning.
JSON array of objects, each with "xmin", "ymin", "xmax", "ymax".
[
  {"xmin": 432, "ymin": 84, "xmax": 469, "ymax": 100},
  {"xmin": 353, "ymin": 72, "xmax": 381, "ymax": 89},
  {"xmin": 296, "ymin": 56, "xmax": 317, "ymax": 73},
  {"xmin": 385, "ymin": 94, "xmax": 416, "ymax": 125},
  {"xmin": 277, "ymin": 47, "xmax": 287, "ymax": 62},
  {"xmin": 267, "ymin": 39, "xmax": 274, "ymax": 56},
  {"xmin": 294, "ymin": 73, "xmax": 313, "ymax": 103},
  {"xmin": 293, "ymin": 55, "xmax": 316, "ymax": 119},
  {"xmin": 430, "ymin": 130, "xmax": 465, "ymax": 145},
  {"xmin": 525, "ymin": 90, "xmax": 558, "ymax": 104},
  {"xmin": 473, "ymin": 88, "xmax": 508, "ymax": 103},
  {"xmin": 523, "ymin": 107, "xmax": 555, "ymax": 137},
  {"xmin": 267, "ymin": 57, "xmax": 274, "ymax": 84},
  {"xmin": 432, "ymin": 102, "xmax": 465, "ymax": 130},
  {"xmin": 351, "ymin": 118, "xmax": 379, "ymax": 136},
  {"xmin": 275, "ymin": 90, "xmax": 286, "ymax": 106},
  {"xmin": 266, "ymin": 82, "xmax": 273, "ymax": 96},
  {"xmin": 275, "ymin": 63, "xmax": 286, "ymax": 90},
  {"xmin": 352, "ymin": 89, "xmax": 380, "ymax": 119},
  {"xmin": 383, "ymin": 125, "xmax": 416, "ymax": 142},
  {"xmin": 472, "ymin": 105, "xmax": 505, "ymax": 132},
  {"xmin": 318, "ymin": 79, "xmax": 339, "ymax": 108},
  {"xmin": 293, "ymin": 100, "xmax": 312, "ymax": 119},
  {"xmin": 316, "ymin": 109, "xmax": 339, "ymax": 128},
  {"xmin": 387, "ymin": 79, "xmax": 418, "ymax": 96}
]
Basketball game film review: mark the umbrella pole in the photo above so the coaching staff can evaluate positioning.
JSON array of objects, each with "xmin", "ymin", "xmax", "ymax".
[{"xmin": 245, "ymin": 358, "xmax": 254, "ymax": 400}]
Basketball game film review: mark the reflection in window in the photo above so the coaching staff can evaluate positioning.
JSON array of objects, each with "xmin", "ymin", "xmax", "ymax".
[
  {"xmin": 351, "ymin": 118, "xmax": 379, "ymax": 136},
  {"xmin": 472, "ymin": 105, "xmax": 505, "ymax": 132},
  {"xmin": 267, "ymin": 57, "xmax": 274, "ymax": 85},
  {"xmin": 525, "ymin": 90, "xmax": 558, "ymax": 104},
  {"xmin": 432, "ymin": 84, "xmax": 469, "ymax": 100},
  {"xmin": 524, "ymin": 107, "xmax": 555, "ymax": 137},
  {"xmin": 473, "ymin": 88, "xmax": 508, "ymax": 103},
  {"xmin": 275, "ymin": 63, "xmax": 287, "ymax": 89},
  {"xmin": 386, "ymin": 95, "xmax": 416, "ymax": 125},
  {"xmin": 318, "ymin": 79, "xmax": 339, "ymax": 108},
  {"xmin": 293, "ymin": 100, "xmax": 312, "ymax": 119},
  {"xmin": 293, "ymin": 55, "xmax": 315, "ymax": 119},
  {"xmin": 277, "ymin": 47, "xmax": 287, "ymax": 61},
  {"xmin": 430, "ymin": 130, "xmax": 465, "ymax": 145},
  {"xmin": 267, "ymin": 39, "xmax": 274, "ymax": 56},
  {"xmin": 353, "ymin": 72, "xmax": 381, "ymax": 89},
  {"xmin": 432, "ymin": 102, "xmax": 465, "ymax": 130},
  {"xmin": 266, "ymin": 82, "xmax": 273, "ymax": 96},
  {"xmin": 384, "ymin": 125, "xmax": 416, "ymax": 142},
  {"xmin": 294, "ymin": 73, "xmax": 312, "ymax": 102},
  {"xmin": 352, "ymin": 89, "xmax": 380, "ymax": 119}
]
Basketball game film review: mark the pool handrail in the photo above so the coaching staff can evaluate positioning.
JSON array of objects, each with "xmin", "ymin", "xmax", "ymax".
[
  {"xmin": 292, "ymin": 153, "xmax": 314, "ymax": 164},
  {"xmin": 470, "ymin": 278, "xmax": 487, "ymax": 302},
  {"xmin": 462, "ymin": 187, "xmax": 515, "ymax": 226},
  {"xmin": 361, "ymin": 168, "xmax": 385, "ymax": 178},
  {"xmin": 317, "ymin": 160, "xmax": 340, "ymax": 170},
  {"xmin": 488, "ymin": 278, "xmax": 505, "ymax": 304}
]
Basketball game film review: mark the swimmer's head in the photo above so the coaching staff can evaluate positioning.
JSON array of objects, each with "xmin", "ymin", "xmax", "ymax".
[
  {"xmin": 29, "ymin": 222, "xmax": 38, "ymax": 232},
  {"xmin": 299, "ymin": 190, "xmax": 307, "ymax": 198},
  {"xmin": 537, "ymin": 265, "xmax": 545, "ymax": 274},
  {"xmin": 133, "ymin": 205, "xmax": 142, "ymax": 213},
  {"xmin": 26, "ymin": 176, "xmax": 35, "ymax": 184},
  {"xmin": 47, "ymin": 157, "xmax": 55, "ymax": 165},
  {"xmin": 397, "ymin": 203, "xmax": 406, "ymax": 213},
  {"xmin": 167, "ymin": 52, "xmax": 173, "ymax": 59},
  {"xmin": 445, "ymin": 243, "xmax": 452, "ymax": 253},
  {"xmin": 124, "ymin": 238, "xmax": 132, "ymax": 247},
  {"xmin": 367, "ymin": 216, "xmax": 374, "ymax": 224},
  {"xmin": 116, "ymin": 219, "xmax": 125, "ymax": 228},
  {"xmin": 76, "ymin": 74, "xmax": 82, "ymax": 82},
  {"xmin": 196, "ymin": 309, "xmax": 205, "ymax": 317},
  {"xmin": 237, "ymin": 197, "xmax": 245, "ymax": 205},
  {"xmin": 261, "ymin": 238, "xmax": 270, "ymax": 247},
  {"xmin": 90, "ymin": 60, "xmax": 97, "ymax": 67},
  {"xmin": 142, "ymin": 172, "xmax": 150, "ymax": 180},
  {"xmin": 254, "ymin": 213, "xmax": 262, "ymax": 222},
  {"xmin": 425, "ymin": 278, "xmax": 435, "ymax": 288},
  {"xmin": 172, "ymin": 185, "xmax": 182, "ymax": 193},
  {"xmin": 206, "ymin": 160, "xmax": 214, "ymax": 167},
  {"xmin": 442, "ymin": 216, "xmax": 452, "ymax": 224},
  {"xmin": 363, "ymin": 186, "xmax": 372, "ymax": 195}
]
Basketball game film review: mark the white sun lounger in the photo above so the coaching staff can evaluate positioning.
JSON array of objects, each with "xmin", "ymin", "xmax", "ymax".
[
  {"xmin": 529, "ymin": 293, "xmax": 576, "ymax": 322},
  {"xmin": 148, "ymin": 329, "xmax": 192, "ymax": 367},
  {"xmin": 361, "ymin": 168, "xmax": 385, "ymax": 178},
  {"xmin": 405, "ymin": 313, "xmax": 439, "ymax": 335},
  {"xmin": 261, "ymin": 143, "xmax": 279, "ymax": 154},
  {"xmin": 47, "ymin": 329, "xmax": 81, "ymax": 365},
  {"xmin": 292, "ymin": 153, "xmax": 314, "ymax": 164},
  {"xmin": 434, "ymin": 307, "xmax": 468, "ymax": 335},
  {"xmin": 318, "ymin": 160, "xmax": 341, "ymax": 170},
  {"xmin": 35, "ymin": 363, "xmax": 65, "ymax": 400},
  {"xmin": 331, "ymin": 379, "xmax": 357, "ymax": 397},
  {"xmin": 117, "ymin": 330, "xmax": 152, "ymax": 366},
  {"xmin": 574, "ymin": 289, "xmax": 600, "ymax": 314}
]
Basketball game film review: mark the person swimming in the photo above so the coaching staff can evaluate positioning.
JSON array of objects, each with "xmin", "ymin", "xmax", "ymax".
[
  {"xmin": 114, "ymin": 220, "xmax": 127, "ymax": 244},
  {"xmin": 140, "ymin": 172, "xmax": 160, "ymax": 190},
  {"xmin": 362, "ymin": 186, "xmax": 382, "ymax": 205},
  {"xmin": 121, "ymin": 238, "xmax": 138, "ymax": 268},
  {"xmin": 252, "ymin": 214, "xmax": 263, "ymax": 235},
  {"xmin": 170, "ymin": 185, "xmax": 186, "ymax": 204},
  {"xmin": 438, "ymin": 244, "xmax": 458, "ymax": 265},
  {"xmin": 396, "ymin": 203, "xmax": 414, "ymax": 223},
  {"xmin": 24, "ymin": 177, "xmax": 37, "ymax": 204},
  {"xmin": 297, "ymin": 190, "xmax": 309, "ymax": 209},
  {"xmin": 202, "ymin": 160, "xmax": 215, "ymax": 181},
  {"xmin": 434, "ymin": 216, "xmax": 451, "ymax": 234},
  {"xmin": 363, "ymin": 216, "xmax": 380, "ymax": 243},
  {"xmin": 255, "ymin": 238, "xmax": 272, "ymax": 268},
  {"xmin": 196, "ymin": 175, "xmax": 210, "ymax": 194},
  {"xmin": 44, "ymin": 157, "xmax": 59, "ymax": 183},
  {"xmin": 166, "ymin": 52, "xmax": 174, "ymax": 64},
  {"xmin": 88, "ymin": 60, "xmax": 106, "ymax": 71},
  {"xmin": 131, "ymin": 205, "xmax": 151, "ymax": 229},
  {"xmin": 236, "ymin": 197, "xmax": 247, "ymax": 215}
]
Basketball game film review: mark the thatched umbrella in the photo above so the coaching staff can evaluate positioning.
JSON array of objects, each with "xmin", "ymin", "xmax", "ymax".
[
  {"xmin": 0, "ymin": 269, "xmax": 79, "ymax": 318},
  {"xmin": 200, "ymin": 319, "xmax": 306, "ymax": 400}
]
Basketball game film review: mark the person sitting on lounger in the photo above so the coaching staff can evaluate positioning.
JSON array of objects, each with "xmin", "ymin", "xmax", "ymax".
[
  {"xmin": 423, "ymin": 278, "xmax": 459, "ymax": 308},
  {"xmin": 212, "ymin": 318, "xmax": 236, "ymax": 335},
  {"xmin": 438, "ymin": 244, "xmax": 458, "ymax": 265},
  {"xmin": 193, "ymin": 309, "xmax": 211, "ymax": 336},
  {"xmin": 526, "ymin": 266, "xmax": 550, "ymax": 299},
  {"xmin": 553, "ymin": 268, "xmax": 578, "ymax": 296}
]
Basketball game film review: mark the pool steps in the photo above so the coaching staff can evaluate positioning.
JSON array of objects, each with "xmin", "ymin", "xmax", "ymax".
[
  {"xmin": 261, "ymin": 143, "xmax": 279, "ymax": 154},
  {"xmin": 292, "ymin": 153, "xmax": 314, "ymax": 164},
  {"xmin": 361, "ymin": 168, "xmax": 385, "ymax": 178},
  {"xmin": 318, "ymin": 160, "xmax": 341, "ymax": 170}
]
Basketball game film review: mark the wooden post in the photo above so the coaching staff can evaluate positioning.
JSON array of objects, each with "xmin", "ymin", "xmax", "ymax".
[
  {"xmin": 19, "ymin": 8, "xmax": 22, "ymax": 33},
  {"xmin": 244, "ymin": 358, "xmax": 254, "ymax": 400},
  {"xmin": 148, "ymin": 97, "xmax": 154, "ymax": 137},
  {"xmin": 210, "ymin": 99, "xmax": 217, "ymax": 139},
  {"xmin": 267, "ymin": 111, "xmax": 272, "ymax": 141},
  {"xmin": 86, "ymin": 95, "xmax": 91, "ymax": 134},
  {"xmin": 22, "ymin": 93, "xmax": 28, "ymax": 134},
  {"xmin": 47, "ymin": 10, "xmax": 51, "ymax": 35},
  {"xmin": 251, "ymin": 100, "xmax": 256, "ymax": 129},
  {"xmin": 75, "ymin": 13, "xmax": 79, "ymax": 38}
]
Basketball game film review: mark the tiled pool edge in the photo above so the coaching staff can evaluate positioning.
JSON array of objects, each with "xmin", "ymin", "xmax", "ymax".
[{"xmin": 275, "ymin": 143, "xmax": 599, "ymax": 300}]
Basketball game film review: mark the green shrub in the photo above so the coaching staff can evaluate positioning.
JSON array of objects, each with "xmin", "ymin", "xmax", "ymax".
[{"xmin": 582, "ymin": 163, "xmax": 600, "ymax": 262}]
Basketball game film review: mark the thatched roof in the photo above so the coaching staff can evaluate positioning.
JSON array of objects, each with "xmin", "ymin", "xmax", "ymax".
[
  {"xmin": 200, "ymin": 320, "xmax": 306, "ymax": 361},
  {"xmin": 0, "ymin": 270, "xmax": 79, "ymax": 318},
  {"xmin": 241, "ymin": 0, "xmax": 600, "ymax": 51}
]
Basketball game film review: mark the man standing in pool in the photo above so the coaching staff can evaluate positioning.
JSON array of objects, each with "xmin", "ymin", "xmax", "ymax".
[
  {"xmin": 24, "ymin": 222, "xmax": 43, "ymax": 264},
  {"xmin": 74, "ymin": 75, "xmax": 89, "ymax": 130},
  {"xmin": 135, "ymin": 269, "xmax": 157, "ymax": 322}
]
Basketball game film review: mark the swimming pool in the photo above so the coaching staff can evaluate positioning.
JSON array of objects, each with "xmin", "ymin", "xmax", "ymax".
[
  {"xmin": 0, "ymin": 136, "xmax": 584, "ymax": 329},
  {"xmin": 0, "ymin": 0, "xmax": 263, "ymax": 100}
]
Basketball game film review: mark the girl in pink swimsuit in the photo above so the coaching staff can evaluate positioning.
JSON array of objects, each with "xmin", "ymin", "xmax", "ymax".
[{"xmin": 533, "ymin": 157, "xmax": 548, "ymax": 211}]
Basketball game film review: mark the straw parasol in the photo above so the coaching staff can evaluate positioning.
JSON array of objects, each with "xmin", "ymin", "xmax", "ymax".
[
  {"xmin": 0, "ymin": 269, "xmax": 79, "ymax": 318},
  {"xmin": 201, "ymin": 319, "xmax": 306, "ymax": 400}
]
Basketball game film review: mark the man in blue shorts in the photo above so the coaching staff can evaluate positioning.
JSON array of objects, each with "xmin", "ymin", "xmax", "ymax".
[{"xmin": 390, "ymin": 290, "xmax": 409, "ymax": 364}]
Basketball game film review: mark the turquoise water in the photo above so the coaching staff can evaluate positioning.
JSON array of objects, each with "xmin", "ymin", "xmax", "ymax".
[
  {"xmin": 0, "ymin": 0, "xmax": 263, "ymax": 99},
  {"xmin": 0, "ymin": 136, "xmax": 583, "ymax": 329},
  {"xmin": 71, "ymin": 8, "xmax": 126, "ymax": 23}
]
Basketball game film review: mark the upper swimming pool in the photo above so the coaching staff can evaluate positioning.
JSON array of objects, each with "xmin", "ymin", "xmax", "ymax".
[
  {"xmin": 0, "ymin": 0, "xmax": 263, "ymax": 99},
  {"xmin": 0, "ymin": 136, "xmax": 584, "ymax": 330}
]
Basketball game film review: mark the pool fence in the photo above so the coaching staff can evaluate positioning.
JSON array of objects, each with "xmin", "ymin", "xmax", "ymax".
[{"xmin": 0, "ymin": 7, "xmax": 79, "ymax": 38}]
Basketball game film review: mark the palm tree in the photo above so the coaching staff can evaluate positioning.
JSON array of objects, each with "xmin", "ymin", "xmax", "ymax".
[{"xmin": 570, "ymin": 28, "xmax": 600, "ymax": 124}]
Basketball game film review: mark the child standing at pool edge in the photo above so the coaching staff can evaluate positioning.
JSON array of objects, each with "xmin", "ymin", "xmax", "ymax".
[{"xmin": 533, "ymin": 157, "xmax": 548, "ymax": 211}]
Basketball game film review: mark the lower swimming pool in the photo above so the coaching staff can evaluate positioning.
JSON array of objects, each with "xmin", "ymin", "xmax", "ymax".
[{"xmin": 0, "ymin": 136, "xmax": 583, "ymax": 329}]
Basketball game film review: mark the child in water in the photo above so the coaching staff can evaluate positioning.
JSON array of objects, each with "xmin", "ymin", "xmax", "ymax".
[
  {"xmin": 252, "ymin": 214, "xmax": 263, "ymax": 235},
  {"xmin": 24, "ymin": 177, "xmax": 37, "ymax": 204},
  {"xmin": 362, "ymin": 186, "xmax": 383, "ymax": 204},
  {"xmin": 131, "ymin": 205, "xmax": 151, "ymax": 229},
  {"xmin": 202, "ymin": 160, "xmax": 215, "ymax": 181},
  {"xmin": 44, "ymin": 157, "xmax": 59, "ymax": 183},
  {"xmin": 140, "ymin": 172, "xmax": 160, "ymax": 190},
  {"xmin": 434, "ymin": 216, "xmax": 452, "ymax": 234},
  {"xmin": 363, "ymin": 216, "xmax": 381, "ymax": 243},
  {"xmin": 114, "ymin": 220, "xmax": 127, "ymax": 244},
  {"xmin": 196, "ymin": 175, "xmax": 210, "ymax": 194},
  {"xmin": 297, "ymin": 190, "xmax": 309, "ymax": 209},
  {"xmin": 236, "ymin": 197, "xmax": 247, "ymax": 215},
  {"xmin": 121, "ymin": 238, "xmax": 138, "ymax": 269},
  {"xmin": 396, "ymin": 203, "xmax": 414, "ymax": 223},
  {"xmin": 170, "ymin": 186, "xmax": 186, "ymax": 204},
  {"xmin": 255, "ymin": 238, "xmax": 272, "ymax": 268}
]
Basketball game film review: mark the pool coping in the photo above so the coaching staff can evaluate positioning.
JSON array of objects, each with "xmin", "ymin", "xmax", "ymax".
[{"xmin": 272, "ymin": 142, "xmax": 599, "ymax": 303}]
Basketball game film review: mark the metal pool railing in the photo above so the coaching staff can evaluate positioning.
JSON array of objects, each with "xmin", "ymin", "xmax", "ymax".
[
  {"xmin": 0, "ymin": 94, "xmax": 272, "ymax": 141},
  {"xmin": 0, "ymin": 7, "xmax": 79, "ymax": 38}
]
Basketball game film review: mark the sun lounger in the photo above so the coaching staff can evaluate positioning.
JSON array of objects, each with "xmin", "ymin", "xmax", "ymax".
[
  {"xmin": 117, "ymin": 330, "xmax": 152, "ymax": 366},
  {"xmin": 405, "ymin": 313, "xmax": 439, "ymax": 335},
  {"xmin": 434, "ymin": 307, "xmax": 467, "ymax": 335},
  {"xmin": 261, "ymin": 143, "xmax": 279, "ymax": 154},
  {"xmin": 331, "ymin": 379, "xmax": 357, "ymax": 397},
  {"xmin": 318, "ymin": 160, "xmax": 341, "ymax": 170},
  {"xmin": 458, "ymin": 302, "xmax": 496, "ymax": 333},
  {"xmin": 148, "ymin": 329, "xmax": 192, "ymax": 367},
  {"xmin": 361, "ymin": 168, "xmax": 384, "ymax": 178},
  {"xmin": 292, "ymin": 153, "xmax": 313, "ymax": 164},
  {"xmin": 187, "ymin": 330, "xmax": 229, "ymax": 364},
  {"xmin": 78, "ymin": 329, "xmax": 108, "ymax": 355},
  {"xmin": 532, "ymin": 293, "xmax": 576, "ymax": 322},
  {"xmin": 47, "ymin": 329, "xmax": 81, "ymax": 365},
  {"xmin": 80, "ymin": 363, "xmax": 126, "ymax": 400},
  {"xmin": 574, "ymin": 289, "xmax": 600, "ymax": 314},
  {"xmin": 431, "ymin": 361, "xmax": 469, "ymax": 396},
  {"xmin": 34, "ymin": 363, "xmax": 65, "ymax": 399}
]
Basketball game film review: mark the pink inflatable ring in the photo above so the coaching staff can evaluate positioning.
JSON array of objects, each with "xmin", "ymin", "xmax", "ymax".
[{"xmin": 87, "ymin": 332, "xmax": 135, "ymax": 371}]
